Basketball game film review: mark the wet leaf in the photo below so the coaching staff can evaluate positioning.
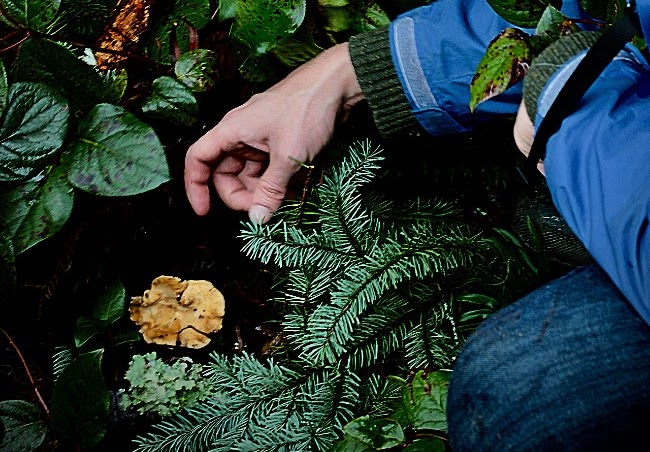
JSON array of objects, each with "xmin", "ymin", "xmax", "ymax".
[
  {"xmin": 218, "ymin": 0, "xmax": 239, "ymax": 21},
  {"xmin": 1, "ymin": 0, "xmax": 61, "ymax": 31},
  {"xmin": 147, "ymin": 0, "xmax": 211, "ymax": 64},
  {"xmin": 51, "ymin": 350, "xmax": 109, "ymax": 448},
  {"xmin": 0, "ymin": 164, "xmax": 74, "ymax": 254},
  {"xmin": 343, "ymin": 416, "xmax": 405, "ymax": 450},
  {"xmin": 394, "ymin": 370, "xmax": 450, "ymax": 432},
  {"xmin": 0, "ymin": 82, "xmax": 69, "ymax": 182},
  {"xmin": 95, "ymin": 0, "xmax": 154, "ymax": 70},
  {"xmin": 0, "ymin": 235, "xmax": 16, "ymax": 298},
  {"xmin": 143, "ymin": 76, "xmax": 198, "ymax": 126},
  {"xmin": 15, "ymin": 38, "xmax": 125, "ymax": 113},
  {"xmin": 65, "ymin": 103, "xmax": 170, "ymax": 196},
  {"xmin": 0, "ymin": 400, "xmax": 47, "ymax": 452},
  {"xmin": 232, "ymin": 0, "xmax": 306, "ymax": 55},
  {"xmin": 470, "ymin": 28, "xmax": 532, "ymax": 112},
  {"xmin": 486, "ymin": 0, "xmax": 549, "ymax": 27},
  {"xmin": 174, "ymin": 50, "xmax": 220, "ymax": 93}
]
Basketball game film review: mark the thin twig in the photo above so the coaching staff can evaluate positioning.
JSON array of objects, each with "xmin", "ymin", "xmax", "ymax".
[
  {"xmin": 0, "ymin": 327, "xmax": 50, "ymax": 417},
  {"xmin": 0, "ymin": 30, "xmax": 30, "ymax": 54}
]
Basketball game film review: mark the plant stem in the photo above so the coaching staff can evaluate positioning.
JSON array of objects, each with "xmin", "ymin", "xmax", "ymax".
[
  {"xmin": 0, "ymin": 30, "xmax": 30, "ymax": 54},
  {"xmin": 0, "ymin": 327, "xmax": 50, "ymax": 418}
]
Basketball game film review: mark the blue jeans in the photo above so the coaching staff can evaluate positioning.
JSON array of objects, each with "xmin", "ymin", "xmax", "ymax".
[{"xmin": 447, "ymin": 264, "xmax": 650, "ymax": 451}]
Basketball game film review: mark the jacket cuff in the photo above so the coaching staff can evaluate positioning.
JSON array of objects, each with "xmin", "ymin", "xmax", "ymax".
[{"xmin": 348, "ymin": 27, "xmax": 423, "ymax": 137}]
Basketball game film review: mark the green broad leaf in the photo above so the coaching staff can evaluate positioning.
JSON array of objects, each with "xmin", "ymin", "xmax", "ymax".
[
  {"xmin": 218, "ymin": 0, "xmax": 239, "ymax": 21},
  {"xmin": 65, "ymin": 103, "xmax": 170, "ymax": 196},
  {"xmin": 7, "ymin": 165, "xmax": 74, "ymax": 254},
  {"xmin": 362, "ymin": 3, "xmax": 390, "ymax": 30},
  {"xmin": 402, "ymin": 438, "xmax": 447, "ymax": 452},
  {"xmin": 395, "ymin": 370, "xmax": 450, "ymax": 433},
  {"xmin": 486, "ymin": 0, "xmax": 549, "ymax": 27},
  {"xmin": 323, "ymin": 6, "xmax": 354, "ymax": 33},
  {"xmin": 1, "ymin": 0, "xmax": 61, "ymax": 31},
  {"xmin": 0, "ymin": 235, "xmax": 16, "ymax": 298},
  {"xmin": 0, "ymin": 82, "xmax": 69, "ymax": 182},
  {"xmin": 143, "ymin": 77, "xmax": 198, "ymax": 126},
  {"xmin": 75, "ymin": 316, "xmax": 108, "ymax": 348},
  {"xmin": 112, "ymin": 330, "xmax": 142, "ymax": 347},
  {"xmin": 536, "ymin": 6, "xmax": 579, "ymax": 41},
  {"xmin": 0, "ymin": 400, "xmax": 47, "ymax": 452},
  {"xmin": 174, "ymin": 50, "xmax": 220, "ymax": 93},
  {"xmin": 469, "ymin": 28, "xmax": 532, "ymax": 112},
  {"xmin": 147, "ymin": 0, "xmax": 211, "ymax": 64},
  {"xmin": 51, "ymin": 350, "xmax": 109, "ymax": 448},
  {"xmin": 14, "ymin": 38, "xmax": 124, "ymax": 113},
  {"xmin": 271, "ymin": 31, "xmax": 323, "ymax": 67},
  {"xmin": 0, "ymin": 61, "xmax": 7, "ymax": 118},
  {"xmin": 232, "ymin": 0, "xmax": 307, "ymax": 55},
  {"xmin": 343, "ymin": 416, "xmax": 405, "ymax": 450},
  {"xmin": 91, "ymin": 279, "xmax": 126, "ymax": 323},
  {"xmin": 330, "ymin": 436, "xmax": 375, "ymax": 452}
]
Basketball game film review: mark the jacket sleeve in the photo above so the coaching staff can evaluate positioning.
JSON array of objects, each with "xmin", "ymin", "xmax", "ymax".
[{"xmin": 540, "ymin": 46, "xmax": 650, "ymax": 324}]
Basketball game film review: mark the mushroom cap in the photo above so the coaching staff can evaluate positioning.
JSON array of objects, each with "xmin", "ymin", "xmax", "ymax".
[{"xmin": 130, "ymin": 276, "xmax": 225, "ymax": 348}]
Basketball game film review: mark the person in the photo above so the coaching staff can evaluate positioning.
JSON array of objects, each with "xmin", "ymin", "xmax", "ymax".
[{"xmin": 185, "ymin": 0, "xmax": 650, "ymax": 449}]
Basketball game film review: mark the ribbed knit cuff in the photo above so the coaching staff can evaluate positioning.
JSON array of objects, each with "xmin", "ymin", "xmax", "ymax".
[
  {"xmin": 524, "ymin": 31, "xmax": 601, "ymax": 120},
  {"xmin": 348, "ymin": 27, "xmax": 423, "ymax": 137}
]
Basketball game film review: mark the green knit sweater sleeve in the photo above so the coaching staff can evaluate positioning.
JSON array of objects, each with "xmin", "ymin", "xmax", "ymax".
[{"xmin": 348, "ymin": 27, "xmax": 424, "ymax": 137}]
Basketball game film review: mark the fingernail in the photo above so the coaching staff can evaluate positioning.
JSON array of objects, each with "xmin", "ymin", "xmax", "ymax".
[{"xmin": 249, "ymin": 205, "xmax": 271, "ymax": 224}]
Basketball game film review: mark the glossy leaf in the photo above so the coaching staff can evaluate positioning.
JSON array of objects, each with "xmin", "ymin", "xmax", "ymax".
[
  {"xmin": 1, "ymin": 0, "xmax": 61, "ymax": 31},
  {"xmin": 0, "ymin": 82, "xmax": 69, "ymax": 182},
  {"xmin": 0, "ymin": 400, "xmax": 47, "ymax": 452},
  {"xmin": 75, "ymin": 317, "xmax": 108, "ymax": 348},
  {"xmin": 218, "ymin": 0, "xmax": 239, "ymax": 21},
  {"xmin": 0, "ymin": 61, "xmax": 7, "ymax": 118},
  {"xmin": 395, "ymin": 370, "xmax": 450, "ymax": 432},
  {"xmin": 147, "ymin": 0, "xmax": 211, "ymax": 64},
  {"xmin": 66, "ymin": 104, "xmax": 170, "ymax": 196},
  {"xmin": 14, "ymin": 38, "xmax": 125, "ymax": 113},
  {"xmin": 51, "ymin": 350, "xmax": 109, "ymax": 448},
  {"xmin": 470, "ymin": 28, "xmax": 532, "ymax": 112},
  {"xmin": 486, "ymin": 0, "xmax": 549, "ymax": 27},
  {"xmin": 143, "ymin": 77, "xmax": 198, "ymax": 126},
  {"xmin": 343, "ymin": 416, "xmax": 405, "ymax": 450},
  {"xmin": 232, "ymin": 0, "xmax": 306, "ymax": 55},
  {"xmin": 174, "ymin": 50, "xmax": 220, "ymax": 93},
  {"xmin": 112, "ymin": 330, "xmax": 142, "ymax": 346},
  {"xmin": 0, "ymin": 235, "xmax": 16, "ymax": 298},
  {"xmin": 1, "ymin": 165, "xmax": 74, "ymax": 254}
]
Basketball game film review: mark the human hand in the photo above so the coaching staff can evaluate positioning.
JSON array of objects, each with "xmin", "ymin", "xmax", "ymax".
[
  {"xmin": 513, "ymin": 100, "xmax": 545, "ymax": 176},
  {"xmin": 184, "ymin": 43, "xmax": 364, "ymax": 224}
]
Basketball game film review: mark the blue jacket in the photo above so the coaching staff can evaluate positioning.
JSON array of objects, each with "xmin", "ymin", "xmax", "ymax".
[{"xmin": 389, "ymin": 0, "xmax": 650, "ymax": 324}]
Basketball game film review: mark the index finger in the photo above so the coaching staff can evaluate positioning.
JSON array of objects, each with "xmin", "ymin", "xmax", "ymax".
[{"xmin": 184, "ymin": 124, "xmax": 243, "ymax": 216}]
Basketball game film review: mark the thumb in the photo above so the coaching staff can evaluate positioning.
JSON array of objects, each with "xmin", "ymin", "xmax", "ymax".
[{"xmin": 249, "ymin": 155, "xmax": 301, "ymax": 224}]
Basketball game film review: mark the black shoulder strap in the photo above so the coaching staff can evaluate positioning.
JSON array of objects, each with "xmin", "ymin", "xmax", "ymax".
[{"xmin": 524, "ymin": 8, "xmax": 642, "ymax": 179}]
